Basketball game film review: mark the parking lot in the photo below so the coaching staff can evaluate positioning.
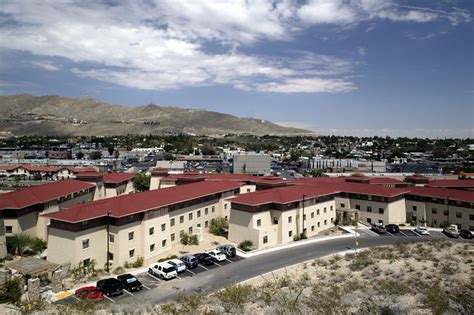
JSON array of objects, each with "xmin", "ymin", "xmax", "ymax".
[
  {"xmin": 75, "ymin": 254, "xmax": 245, "ymax": 304},
  {"xmin": 358, "ymin": 227, "xmax": 459, "ymax": 240}
]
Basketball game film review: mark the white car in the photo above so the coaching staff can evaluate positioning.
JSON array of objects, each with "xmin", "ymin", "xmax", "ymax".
[
  {"xmin": 148, "ymin": 262, "xmax": 177, "ymax": 280},
  {"xmin": 415, "ymin": 226, "xmax": 430, "ymax": 235},
  {"xmin": 206, "ymin": 249, "xmax": 227, "ymax": 262},
  {"xmin": 167, "ymin": 259, "xmax": 186, "ymax": 273}
]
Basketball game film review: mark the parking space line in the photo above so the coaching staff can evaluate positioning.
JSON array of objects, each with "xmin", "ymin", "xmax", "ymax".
[
  {"xmin": 412, "ymin": 230, "xmax": 421, "ymax": 236},
  {"xmin": 386, "ymin": 231, "xmax": 394, "ymax": 236},
  {"xmin": 142, "ymin": 284, "xmax": 150, "ymax": 290},
  {"xmin": 399, "ymin": 230, "xmax": 407, "ymax": 236},
  {"xmin": 176, "ymin": 275, "xmax": 182, "ymax": 280},
  {"xmin": 366, "ymin": 229, "xmax": 379, "ymax": 237},
  {"xmin": 147, "ymin": 273, "xmax": 162, "ymax": 282},
  {"xmin": 186, "ymin": 269, "xmax": 196, "ymax": 276},
  {"xmin": 214, "ymin": 262, "xmax": 222, "ymax": 267},
  {"xmin": 199, "ymin": 264, "xmax": 209, "ymax": 271},
  {"xmin": 104, "ymin": 295, "xmax": 115, "ymax": 303},
  {"xmin": 124, "ymin": 290, "xmax": 134, "ymax": 296},
  {"xmin": 226, "ymin": 258, "xmax": 234, "ymax": 263}
]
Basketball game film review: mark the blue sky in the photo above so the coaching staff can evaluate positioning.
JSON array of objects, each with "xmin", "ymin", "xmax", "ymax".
[{"xmin": 0, "ymin": 0, "xmax": 473, "ymax": 138}]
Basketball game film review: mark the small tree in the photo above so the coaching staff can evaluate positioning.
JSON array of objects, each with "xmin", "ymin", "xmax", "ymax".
[
  {"xmin": 0, "ymin": 279, "xmax": 22, "ymax": 305},
  {"xmin": 108, "ymin": 145, "xmax": 115, "ymax": 156},
  {"xmin": 133, "ymin": 173, "xmax": 150, "ymax": 191},
  {"xmin": 180, "ymin": 233, "xmax": 190, "ymax": 251},
  {"xmin": 209, "ymin": 217, "xmax": 228, "ymax": 236},
  {"xmin": 76, "ymin": 151, "xmax": 84, "ymax": 159},
  {"xmin": 189, "ymin": 234, "xmax": 199, "ymax": 245}
]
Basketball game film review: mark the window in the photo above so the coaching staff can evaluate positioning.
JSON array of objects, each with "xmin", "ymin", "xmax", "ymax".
[
  {"xmin": 273, "ymin": 217, "xmax": 278, "ymax": 224},
  {"xmin": 224, "ymin": 204, "xmax": 228, "ymax": 210},
  {"xmin": 257, "ymin": 219, "xmax": 261, "ymax": 226},
  {"xmin": 367, "ymin": 206, "xmax": 372, "ymax": 212},
  {"xmin": 5, "ymin": 226, "xmax": 12, "ymax": 233},
  {"xmin": 170, "ymin": 218, "xmax": 175, "ymax": 226},
  {"xmin": 161, "ymin": 223, "xmax": 166, "ymax": 231},
  {"xmin": 108, "ymin": 252, "xmax": 114, "ymax": 261},
  {"xmin": 303, "ymin": 214, "xmax": 306, "ymax": 221},
  {"xmin": 150, "ymin": 244, "xmax": 155, "ymax": 252},
  {"xmin": 197, "ymin": 210, "xmax": 201, "ymax": 217},
  {"xmin": 340, "ymin": 203, "xmax": 345, "ymax": 208},
  {"xmin": 225, "ymin": 216, "xmax": 228, "ymax": 221},
  {"xmin": 247, "ymin": 188, "xmax": 251, "ymax": 193},
  {"xmin": 311, "ymin": 225, "xmax": 315, "ymax": 231},
  {"xmin": 324, "ymin": 220, "xmax": 327, "ymax": 225},
  {"xmin": 205, "ymin": 208, "xmax": 209, "ymax": 215},
  {"xmin": 83, "ymin": 258, "xmax": 91, "ymax": 266},
  {"xmin": 180, "ymin": 215, "xmax": 184, "ymax": 223},
  {"xmin": 355, "ymin": 205, "xmax": 360, "ymax": 210},
  {"xmin": 470, "ymin": 214, "xmax": 474, "ymax": 221},
  {"xmin": 205, "ymin": 220, "xmax": 209, "ymax": 228},
  {"xmin": 288, "ymin": 230, "xmax": 292, "ymax": 237},
  {"xmin": 189, "ymin": 213, "xmax": 193, "ymax": 220},
  {"xmin": 432, "ymin": 208, "xmax": 437, "ymax": 214},
  {"xmin": 171, "ymin": 233, "xmax": 175, "ymax": 241},
  {"xmin": 444, "ymin": 210, "xmax": 449, "ymax": 216},
  {"xmin": 317, "ymin": 222, "xmax": 320, "ymax": 227},
  {"xmin": 311, "ymin": 212, "xmax": 314, "ymax": 219},
  {"xmin": 81, "ymin": 221, "xmax": 89, "ymax": 230},
  {"xmin": 330, "ymin": 205, "xmax": 333, "ymax": 211},
  {"xmin": 331, "ymin": 218, "xmax": 334, "ymax": 223},
  {"xmin": 82, "ymin": 239, "xmax": 89, "ymax": 249},
  {"xmin": 317, "ymin": 209, "xmax": 320, "ymax": 215},
  {"xmin": 189, "ymin": 226, "xmax": 193, "ymax": 234},
  {"xmin": 149, "ymin": 227, "xmax": 154, "ymax": 235},
  {"xmin": 128, "ymin": 231, "xmax": 134, "ymax": 240},
  {"xmin": 412, "ymin": 205, "xmax": 417, "ymax": 211},
  {"xmin": 288, "ymin": 216, "xmax": 292, "ymax": 223},
  {"xmin": 127, "ymin": 215, "xmax": 135, "ymax": 223},
  {"xmin": 162, "ymin": 239, "xmax": 167, "ymax": 247},
  {"xmin": 129, "ymin": 249, "xmax": 135, "ymax": 258},
  {"xmin": 197, "ymin": 223, "xmax": 201, "ymax": 228},
  {"xmin": 212, "ymin": 206, "xmax": 215, "ymax": 213},
  {"xmin": 432, "ymin": 219, "xmax": 437, "ymax": 226},
  {"xmin": 456, "ymin": 212, "xmax": 462, "ymax": 218},
  {"xmin": 367, "ymin": 218, "xmax": 372, "ymax": 224},
  {"xmin": 263, "ymin": 235, "xmax": 268, "ymax": 244},
  {"xmin": 378, "ymin": 208, "xmax": 384, "ymax": 214},
  {"xmin": 109, "ymin": 234, "xmax": 115, "ymax": 243},
  {"xmin": 324, "ymin": 207, "xmax": 327, "ymax": 213}
]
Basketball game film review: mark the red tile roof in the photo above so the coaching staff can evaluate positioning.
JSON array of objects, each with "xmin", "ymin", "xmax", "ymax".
[
  {"xmin": 407, "ymin": 186, "xmax": 474, "ymax": 203},
  {"xmin": 0, "ymin": 180, "xmax": 95, "ymax": 210},
  {"xmin": 75, "ymin": 172, "xmax": 105, "ymax": 178},
  {"xmin": 43, "ymin": 181, "xmax": 243, "ymax": 223},
  {"xmin": 367, "ymin": 178, "xmax": 405, "ymax": 185},
  {"xmin": 103, "ymin": 173, "xmax": 135, "ymax": 184},
  {"xmin": 426, "ymin": 180, "xmax": 474, "ymax": 188}
]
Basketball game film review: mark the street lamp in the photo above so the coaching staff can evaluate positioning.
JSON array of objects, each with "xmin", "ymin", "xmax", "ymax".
[{"xmin": 106, "ymin": 209, "xmax": 111, "ymax": 273}]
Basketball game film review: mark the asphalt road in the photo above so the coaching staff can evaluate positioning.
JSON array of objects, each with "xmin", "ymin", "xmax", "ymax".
[{"xmin": 111, "ymin": 231, "xmax": 456, "ymax": 310}]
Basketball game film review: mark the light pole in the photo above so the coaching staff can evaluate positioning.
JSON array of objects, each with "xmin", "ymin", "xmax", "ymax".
[{"xmin": 106, "ymin": 209, "xmax": 110, "ymax": 273}]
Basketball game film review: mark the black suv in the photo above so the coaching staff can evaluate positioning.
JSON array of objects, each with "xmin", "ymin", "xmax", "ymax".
[
  {"xmin": 117, "ymin": 274, "xmax": 143, "ymax": 292},
  {"xmin": 371, "ymin": 223, "xmax": 387, "ymax": 234},
  {"xmin": 96, "ymin": 278, "xmax": 124, "ymax": 297},
  {"xmin": 194, "ymin": 253, "xmax": 216, "ymax": 266},
  {"xmin": 217, "ymin": 245, "xmax": 236, "ymax": 258},
  {"xmin": 385, "ymin": 224, "xmax": 400, "ymax": 234}
]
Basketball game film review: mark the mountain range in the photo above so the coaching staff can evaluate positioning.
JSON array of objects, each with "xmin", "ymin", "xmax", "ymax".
[{"xmin": 0, "ymin": 94, "xmax": 314, "ymax": 137}]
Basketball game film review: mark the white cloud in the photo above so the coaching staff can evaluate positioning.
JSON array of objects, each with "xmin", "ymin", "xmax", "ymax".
[
  {"xmin": 30, "ymin": 60, "xmax": 61, "ymax": 71},
  {"xmin": 357, "ymin": 47, "xmax": 366, "ymax": 56},
  {"xmin": 0, "ymin": 0, "xmax": 470, "ymax": 93}
]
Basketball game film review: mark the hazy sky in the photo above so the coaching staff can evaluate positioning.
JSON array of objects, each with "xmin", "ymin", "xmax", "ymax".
[{"xmin": 0, "ymin": 0, "xmax": 473, "ymax": 138}]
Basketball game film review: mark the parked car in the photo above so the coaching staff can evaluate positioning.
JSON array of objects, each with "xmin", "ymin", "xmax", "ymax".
[
  {"xmin": 194, "ymin": 253, "xmax": 216, "ymax": 266},
  {"xmin": 217, "ymin": 244, "xmax": 236, "ymax": 258},
  {"xmin": 415, "ymin": 226, "xmax": 430, "ymax": 235},
  {"xmin": 371, "ymin": 223, "xmax": 386, "ymax": 234},
  {"xmin": 206, "ymin": 249, "xmax": 227, "ymax": 262},
  {"xmin": 167, "ymin": 259, "xmax": 186, "ymax": 273},
  {"xmin": 443, "ymin": 224, "xmax": 460, "ymax": 238},
  {"xmin": 385, "ymin": 224, "xmax": 400, "ymax": 234},
  {"xmin": 148, "ymin": 262, "xmax": 178, "ymax": 280},
  {"xmin": 117, "ymin": 274, "xmax": 143, "ymax": 292},
  {"xmin": 180, "ymin": 255, "xmax": 198, "ymax": 269},
  {"xmin": 75, "ymin": 286, "xmax": 104, "ymax": 300},
  {"xmin": 459, "ymin": 229, "xmax": 473, "ymax": 239},
  {"xmin": 96, "ymin": 278, "xmax": 124, "ymax": 297}
]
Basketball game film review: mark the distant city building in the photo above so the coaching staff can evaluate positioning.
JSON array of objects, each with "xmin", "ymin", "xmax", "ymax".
[
  {"xmin": 233, "ymin": 154, "xmax": 271, "ymax": 175},
  {"xmin": 312, "ymin": 158, "xmax": 386, "ymax": 173},
  {"xmin": 48, "ymin": 150, "xmax": 72, "ymax": 160}
]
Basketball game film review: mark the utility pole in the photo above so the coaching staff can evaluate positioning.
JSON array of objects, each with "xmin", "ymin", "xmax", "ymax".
[{"xmin": 106, "ymin": 210, "xmax": 110, "ymax": 273}]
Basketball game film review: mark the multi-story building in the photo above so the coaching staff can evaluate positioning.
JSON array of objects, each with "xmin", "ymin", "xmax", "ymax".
[
  {"xmin": 233, "ymin": 154, "xmax": 271, "ymax": 175},
  {"xmin": 43, "ymin": 181, "xmax": 243, "ymax": 267},
  {"xmin": 0, "ymin": 180, "xmax": 96, "ymax": 239},
  {"xmin": 0, "ymin": 216, "xmax": 7, "ymax": 258},
  {"xmin": 103, "ymin": 173, "xmax": 135, "ymax": 197},
  {"xmin": 405, "ymin": 187, "xmax": 474, "ymax": 230}
]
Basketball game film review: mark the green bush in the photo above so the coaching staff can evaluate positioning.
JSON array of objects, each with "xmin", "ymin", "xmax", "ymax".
[
  {"xmin": 0, "ymin": 279, "xmax": 22, "ymax": 305},
  {"xmin": 132, "ymin": 256, "xmax": 144, "ymax": 268},
  {"xmin": 158, "ymin": 255, "xmax": 178, "ymax": 263},
  {"xmin": 238, "ymin": 240, "xmax": 253, "ymax": 252},
  {"xmin": 6, "ymin": 233, "xmax": 47, "ymax": 256},
  {"xmin": 215, "ymin": 284, "xmax": 255, "ymax": 313},
  {"xmin": 209, "ymin": 217, "xmax": 228, "ymax": 236},
  {"xmin": 112, "ymin": 266, "xmax": 125, "ymax": 275},
  {"xmin": 189, "ymin": 235, "xmax": 199, "ymax": 245}
]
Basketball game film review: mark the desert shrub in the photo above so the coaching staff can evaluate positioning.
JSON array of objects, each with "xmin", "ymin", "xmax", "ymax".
[
  {"xmin": 209, "ymin": 217, "xmax": 228, "ymax": 236},
  {"xmin": 349, "ymin": 251, "xmax": 374, "ymax": 271},
  {"xmin": 132, "ymin": 256, "xmax": 144, "ymax": 268},
  {"xmin": 158, "ymin": 255, "xmax": 178, "ymax": 263},
  {"xmin": 376, "ymin": 279, "xmax": 412, "ymax": 296},
  {"xmin": 451, "ymin": 280, "xmax": 474, "ymax": 314},
  {"xmin": 123, "ymin": 261, "xmax": 131, "ymax": 269},
  {"xmin": 70, "ymin": 259, "xmax": 97, "ymax": 282},
  {"xmin": 439, "ymin": 261, "xmax": 459, "ymax": 275},
  {"xmin": 113, "ymin": 266, "xmax": 125, "ymax": 275},
  {"xmin": 159, "ymin": 303, "xmax": 180, "ymax": 315},
  {"xmin": 238, "ymin": 240, "xmax": 253, "ymax": 252},
  {"xmin": 0, "ymin": 279, "xmax": 22, "ymax": 305},
  {"xmin": 214, "ymin": 284, "xmax": 255, "ymax": 313},
  {"xmin": 422, "ymin": 281, "xmax": 450, "ymax": 314},
  {"xmin": 305, "ymin": 284, "xmax": 345, "ymax": 314},
  {"xmin": 176, "ymin": 294, "xmax": 207, "ymax": 313}
]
